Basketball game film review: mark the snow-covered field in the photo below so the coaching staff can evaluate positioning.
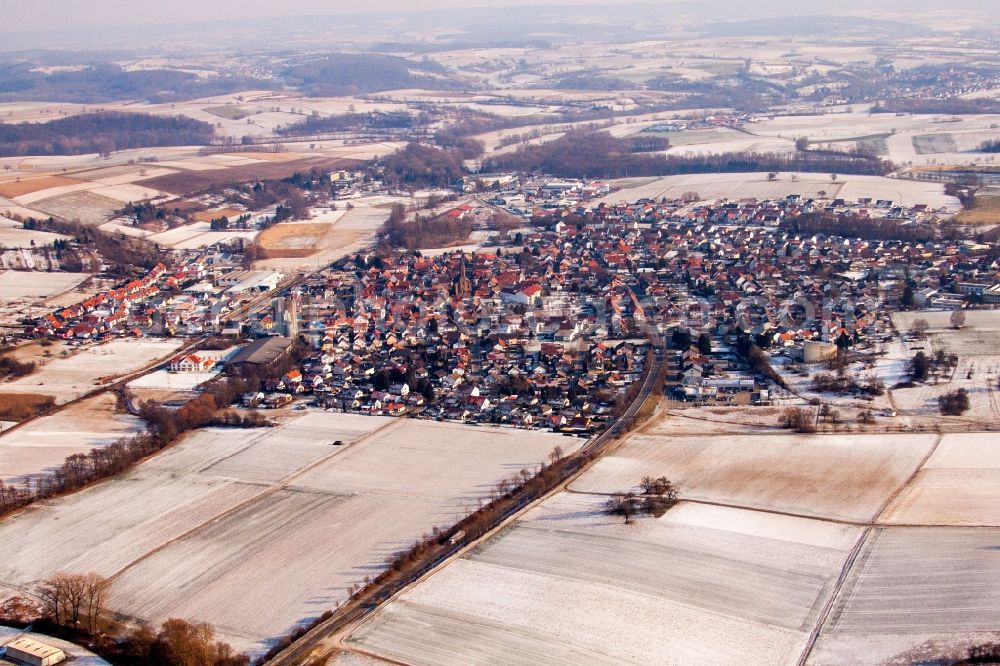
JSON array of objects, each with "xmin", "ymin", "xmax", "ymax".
[
  {"xmin": 146, "ymin": 221, "xmax": 258, "ymax": 250},
  {"xmin": 0, "ymin": 413, "xmax": 567, "ymax": 655},
  {"xmin": 892, "ymin": 309, "xmax": 1000, "ymax": 335},
  {"xmin": 0, "ymin": 338, "xmax": 183, "ymax": 404},
  {"xmin": 809, "ymin": 527, "xmax": 1000, "ymax": 665},
  {"xmin": 601, "ymin": 173, "xmax": 958, "ymax": 210},
  {"xmin": 570, "ymin": 432, "xmax": 937, "ymax": 522},
  {"xmin": 0, "ymin": 219, "xmax": 69, "ymax": 248},
  {"xmin": 341, "ymin": 416, "xmax": 1000, "ymax": 666},
  {"xmin": 0, "ymin": 270, "xmax": 87, "ymax": 299},
  {"xmin": 347, "ymin": 494, "xmax": 862, "ymax": 666},
  {"xmin": 0, "ymin": 392, "xmax": 142, "ymax": 483},
  {"xmin": 126, "ymin": 369, "xmax": 219, "ymax": 391},
  {"xmin": 879, "ymin": 433, "xmax": 1000, "ymax": 526}
]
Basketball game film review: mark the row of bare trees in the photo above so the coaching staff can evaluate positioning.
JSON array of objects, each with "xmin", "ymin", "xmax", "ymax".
[
  {"xmin": 29, "ymin": 571, "xmax": 246, "ymax": 666},
  {"xmin": 38, "ymin": 572, "xmax": 110, "ymax": 634},
  {"xmin": 0, "ymin": 353, "xmax": 300, "ymax": 519}
]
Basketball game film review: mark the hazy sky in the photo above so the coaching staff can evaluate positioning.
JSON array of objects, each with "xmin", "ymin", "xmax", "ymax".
[{"xmin": 1, "ymin": 0, "xmax": 610, "ymax": 33}]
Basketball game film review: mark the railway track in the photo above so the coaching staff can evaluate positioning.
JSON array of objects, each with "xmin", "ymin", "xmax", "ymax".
[{"xmin": 266, "ymin": 309, "xmax": 667, "ymax": 665}]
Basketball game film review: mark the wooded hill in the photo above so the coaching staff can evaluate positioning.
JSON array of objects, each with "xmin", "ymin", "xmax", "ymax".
[{"xmin": 0, "ymin": 111, "xmax": 215, "ymax": 156}]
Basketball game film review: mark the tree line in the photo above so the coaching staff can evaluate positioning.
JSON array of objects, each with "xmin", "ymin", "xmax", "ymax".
[
  {"xmin": 0, "ymin": 112, "xmax": 215, "ymax": 157},
  {"xmin": 282, "ymin": 53, "xmax": 461, "ymax": 96},
  {"xmin": 277, "ymin": 111, "xmax": 421, "ymax": 136},
  {"xmin": 0, "ymin": 354, "xmax": 34, "ymax": 379},
  {"xmin": 0, "ymin": 345, "xmax": 307, "ymax": 519},
  {"xmin": 22, "ymin": 216, "xmax": 165, "ymax": 274},
  {"xmin": 16, "ymin": 571, "xmax": 248, "ymax": 666},
  {"xmin": 481, "ymin": 130, "xmax": 891, "ymax": 179},
  {"xmin": 379, "ymin": 143, "xmax": 466, "ymax": 189},
  {"xmin": 379, "ymin": 203, "xmax": 473, "ymax": 251},
  {"xmin": 873, "ymin": 98, "xmax": 1000, "ymax": 115},
  {"xmin": 979, "ymin": 139, "xmax": 1000, "ymax": 153},
  {"xmin": 0, "ymin": 62, "xmax": 272, "ymax": 104},
  {"xmin": 780, "ymin": 212, "xmax": 939, "ymax": 243}
]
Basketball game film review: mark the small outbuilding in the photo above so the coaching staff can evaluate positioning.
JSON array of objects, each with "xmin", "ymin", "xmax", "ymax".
[{"xmin": 4, "ymin": 636, "xmax": 66, "ymax": 666}]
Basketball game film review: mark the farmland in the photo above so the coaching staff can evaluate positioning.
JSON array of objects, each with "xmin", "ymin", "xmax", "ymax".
[
  {"xmin": 809, "ymin": 527, "xmax": 1000, "ymax": 665},
  {"xmin": 569, "ymin": 432, "xmax": 937, "ymax": 522},
  {"xmin": 0, "ymin": 176, "xmax": 83, "ymax": 199},
  {"xmin": 346, "ymin": 495, "xmax": 863, "ymax": 666},
  {"xmin": 337, "ymin": 417, "xmax": 1000, "ymax": 666},
  {"xmin": 0, "ymin": 412, "xmax": 568, "ymax": 655},
  {"xmin": 600, "ymin": 173, "xmax": 959, "ymax": 210},
  {"xmin": 0, "ymin": 270, "xmax": 87, "ymax": 299},
  {"xmin": 258, "ymin": 221, "xmax": 329, "ymax": 257},
  {"xmin": 0, "ymin": 338, "xmax": 183, "ymax": 404},
  {"xmin": 879, "ymin": 433, "xmax": 1000, "ymax": 526},
  {"xmin": 0, "ymin": 392, "xmax": 142, "ymax": 483},
  {"xmin": 892, "ymin": 309, "xmax": 1000, "ymax": 335}
]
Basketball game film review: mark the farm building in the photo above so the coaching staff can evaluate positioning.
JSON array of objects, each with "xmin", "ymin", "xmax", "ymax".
[
  {"xmin": 226, "ymin": 336, "xmax": 293, "ymax": 372},
  {"xmin": 3, "ymin": 637, "xmax": 66, "ymax": 666}
]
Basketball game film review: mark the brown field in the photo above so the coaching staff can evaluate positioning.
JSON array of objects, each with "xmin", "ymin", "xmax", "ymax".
[
  {"xmin": 220, "ymin": 152, "xmax": 309, "ymax": 163},
  {"xmin": 192, "ymin": 207, "xmax": 244, "ymax": 223},
  {"xmin": 0, "ymin": 393, "xmax": 55, "ymax": 422},
  {"xmin": 0, "ymin": 176, "xmax": 82, "ymax": 199},
  {"xmin": 954, "ymin": 209, "xmax": 1000, "ymax": 225},
  {"xmin": 138, "ymin": 157, "xmax": 362, "ymax": 195},
  {"xmin": 258, "ymin": 222, "xmax": 327, "ymax": 252},
  {"xmin": 954, "ymin": 195, "xmax": 1000, "ymax": 225},
  {"xmin": 257, "ymin": 248, "xmax": 317, "ymax": 259}
]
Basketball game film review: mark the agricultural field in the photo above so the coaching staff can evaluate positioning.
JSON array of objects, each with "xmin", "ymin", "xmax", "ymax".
[
  {"xmin": 879, "ymin": 433, "xmax": 1000, "ymax": 526},
  {"xmin": 28, "ymin": 191, "xmax": 123, "ymax": 225},
  {"xmin": 745, "ymin": 111, "xmax": 1000, "ymax": 167},
  {"xmin": 0, "ymin": 176, "xmax": 84, "ymax": 199},
  {"xmin": 257, "ymin": 222, "xmax": 329, "ymax": 258},
  {"xmin": 0, "ymin": 270, "xmax": 86, "ymax": 299},
  {"xmin": 570, "ymin": 432, "xmax": 938, "ymax": 522},
  {"xmin": 125, "ymin": 369, "xmax": 218, "ymax": 392},
  {"xmin": 600, "ymin": 172, "xmax": 959, "ymax": 210},
  {"xmin": 0, "ymin": 413, "xmax": 568, "ymax": 655},
  {"xmin": 0, "ymin": 220, "xmax": 69, "ymax": 249},
  {"xmin": 809, "ymin": 527, "xmax": 1000, "ymax": 665},
  {"xmin": 145, "ymin": 221, "xmax": 258, "ymax": 250},
  {"xmin": 0, "ymin": 392, "xmax": 142, "ymax": 484},
  {"xmin": 345, "ymin": 495, "xmax": 863, "ymax": 666},
  {"xmin": 912, "ymin": 133, "xmax": 958, "ymax": 155},
  {"xmin": 253, "ymin": 196, "xmax": 401, "ymax": 272},
  {"xmin": 892, "ymin": 309, "xmax": 1000, "ymax": 338},
  {"xmin": 0, "ymin": 338, "xmax": 183, "ymax": 404}
]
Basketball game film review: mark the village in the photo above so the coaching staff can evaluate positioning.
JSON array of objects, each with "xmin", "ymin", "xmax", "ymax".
[{"xmin": 10, "ymin": 173, "xmax": 996, "ymax": 435}]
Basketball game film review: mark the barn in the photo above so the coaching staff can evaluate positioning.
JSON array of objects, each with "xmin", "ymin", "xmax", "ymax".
[{"xmin": 3, "ymin": 637, "xmax": 66, "ymax": 666}]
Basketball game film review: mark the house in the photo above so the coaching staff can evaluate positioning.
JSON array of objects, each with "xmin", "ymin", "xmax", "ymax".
[{"xmin": 169, "ymin": 354, "xmax": 215, "ymax": 372}]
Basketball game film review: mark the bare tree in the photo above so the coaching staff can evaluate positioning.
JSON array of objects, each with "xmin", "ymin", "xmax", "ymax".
[
  {"xmin": 910, "ymin": 318, "xmax": 930, "ymax": 337},
  {"xmin": 640, "ymin": 476, "xmax": 677, "ymax": 499},
  {"xmin": 606, "ymin": 493, "xmax": 641, "ymax": 524},
  {"xmin": 950, "ymin": 309, "xmax": 966, "ymax": 330},
  {"xmin": 38, "ymin": 572, "xmax": 110, "ymax": 632}
]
